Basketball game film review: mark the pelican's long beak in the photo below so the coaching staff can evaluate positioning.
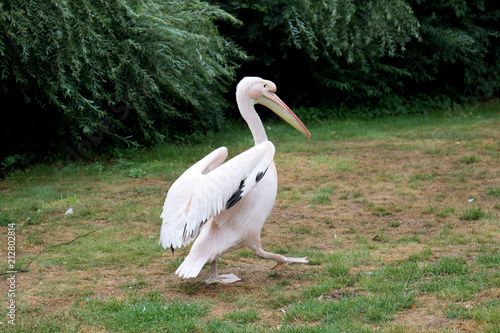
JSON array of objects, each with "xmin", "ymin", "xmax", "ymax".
[{"xmin": 256, "ymin": 92, "xmax": 311, "ymax": 139}]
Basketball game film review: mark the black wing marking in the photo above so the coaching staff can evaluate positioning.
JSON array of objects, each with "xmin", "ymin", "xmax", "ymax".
[
  {"xmin": 255, "ymin": 167, "xmax": 268, "ymax": 183},
  {"xmin": 225, "ymin": 178, "xmax": 246, "ymax": 209},
  {"xmin": 225, "ymin": 166, "xmax": 268, "ymax": 210},
  {"xmin": 182, "ymin": 218, "xmax": 208, "ymax": 240}
]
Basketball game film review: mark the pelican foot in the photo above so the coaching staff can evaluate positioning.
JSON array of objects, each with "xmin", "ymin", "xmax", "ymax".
[
  {"xmin": 290, "ymin": 256, "xmax": 309, "ymax": 264},
  {"xmin": 205, "ymin": 273, "xmax": 242, "ymax": 284},
  {"xmin": 271, "ymin": 257, "xmax": 309, "ymax": 270}
]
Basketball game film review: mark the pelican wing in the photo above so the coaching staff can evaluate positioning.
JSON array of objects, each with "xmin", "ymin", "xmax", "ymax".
[{"xmin": 160, "ymin": 141, "xmax": 275, "ymax": 250}]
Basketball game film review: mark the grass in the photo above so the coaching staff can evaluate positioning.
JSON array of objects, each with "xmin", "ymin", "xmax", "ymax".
[
  {"xmin": 459, "ymin": 206, "xmax": 490, "ymax": 221},
  {"xmin": 310, "ymin": 186, "xmax": 335, "ymax": 205},
  {"xmin": 72, "ymin": 295, "xmax": 210, "ymax": 332},
  {"xmin": 128, "ymin": 167, "xmax": 147, "ymax": 178},
  {"xmin": 485, "ymin": 186, "xmax": 500, "ymax": 197},
  {"xmin": 1, "ymin": 101, "xmax": 499, "ymax": 331},
  {"xmin": 223, "ymin": 308, "xmax": 261, "ymax": 324},
  {"xmin": 460, "ymin": 155, "xmax": 480, "ymax": 164}
]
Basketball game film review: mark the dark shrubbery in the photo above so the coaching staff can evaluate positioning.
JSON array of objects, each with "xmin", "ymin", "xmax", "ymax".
[
  {"xmin": 1, "ymin": 0, "xmax": 499, "ymax": 168},
  {"xmin": 215, "ymin": 0, "xmax": 499, "ymax": 107},
  {"xmin": 0, "ymin": 0, "xmax": 244, "ymax": 165}
]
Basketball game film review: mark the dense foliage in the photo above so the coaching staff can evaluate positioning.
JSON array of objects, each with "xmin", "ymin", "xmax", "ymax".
[
  {"xmin": 214, "ymin": 0, "xmax": 500, "ymax": 107},
  {"xmin": 1, "ymin": 0, "xmax": 499, "ymax": 167},
  {"xmin": 407, "ymin": 0, "xmax": 500, "ymax": 99},
  {"xmin": 0, "ymin": 0, "xmax": 244, "ymax": 164}
]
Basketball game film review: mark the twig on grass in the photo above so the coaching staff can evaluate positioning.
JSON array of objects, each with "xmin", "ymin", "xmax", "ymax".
[
  {"xmin": 0, "ymin": 227, "xmax": 101, "ymax": 275},
  {"xmin": 185, "ymin": 280, "xmax": 207, "ymax": 295},
  {"xmin": 435, "ymin": 295, "xmax": 447, "ymax": 317}
]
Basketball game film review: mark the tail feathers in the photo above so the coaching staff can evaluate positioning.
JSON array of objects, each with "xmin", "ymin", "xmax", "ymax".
[{"xmin": 175, "ymin": 254, "xmax": 208, "ymax": 278}]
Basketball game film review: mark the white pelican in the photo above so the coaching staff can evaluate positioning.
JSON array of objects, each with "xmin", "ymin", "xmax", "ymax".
[{"xmin": 160, "ymin": 77, "xmax": 311, "ymax": 284}]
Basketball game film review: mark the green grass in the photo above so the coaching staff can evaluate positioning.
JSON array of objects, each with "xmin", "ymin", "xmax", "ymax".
[
  {"xmin": 128, "ymin": 167, "xmax": 147, "ymax": 178},
  {"xmin": 436, "ymin": 206, "xmax": 455, "ymax": 218},
  {"xmin": 389, "ymin": 221, "xmax": 401, "ymax": 228},
  {"xmin": 35, "ymin": 228, "xmax": 161, "ymax": 270},
  {"xmin": 372, "ymin": 205, "xmax": 394, "ymax": 216},
  {"xmin": 459, "ymin": 206, "xmax": 490, "ymax": 221},
  {"xmin": 477, "ymin": 253, "xmax": 500, "ymax": 267},
  {"xmin": 73, "ymin": 295, "xmax": 210, "ymax": 332},
  {"xmin": 223, "ymin": 308, "xmax": 261, "ymax": 324},
  {"xmin": 460, "ymin": 155, "xmax": 480, "ymax": 164},
  {"xmin": 485, "ymin": 186, "xmax": 500, "ymax": 197},
  {"xmin": 409, "ymin": 172, "xmax": 436, "ymax": 183},
  {"xmin": 1, "ymin": 101, "xmax": 500, "ymax": 332},
  {"xmin": 310, "ymin": 186, "xmax": 335, "ymax": 205}
]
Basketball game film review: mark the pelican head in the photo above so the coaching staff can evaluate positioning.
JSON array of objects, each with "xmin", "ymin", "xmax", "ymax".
[{"xmin": 236, "ymin": 77, "xmax": 311, "ymax": 139}]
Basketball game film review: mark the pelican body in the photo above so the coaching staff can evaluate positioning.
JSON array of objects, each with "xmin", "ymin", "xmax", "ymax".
[{"xmin": 160, "ymin": 77, "xmax": 311, "ymax": 283}]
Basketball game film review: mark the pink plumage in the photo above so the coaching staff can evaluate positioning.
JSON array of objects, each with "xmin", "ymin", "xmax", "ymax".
[{"xmin": 159, "ymin": 77, "xmax": 310, "ymax": 284}]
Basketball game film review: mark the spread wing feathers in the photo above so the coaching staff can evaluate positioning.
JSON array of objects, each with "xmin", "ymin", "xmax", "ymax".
[{"xmin": 159, "ymin": 141, "xmax": 275, "ymax": 250}]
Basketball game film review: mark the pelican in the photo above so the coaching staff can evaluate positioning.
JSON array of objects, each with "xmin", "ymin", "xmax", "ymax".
[{"xmin": 160, "ymin": 77, "xmax": 311, "ymax": 284}]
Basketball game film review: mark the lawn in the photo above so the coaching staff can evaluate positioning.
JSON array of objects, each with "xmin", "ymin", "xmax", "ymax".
[{"xmin": 1, "ymin": 102, "xmax": 499, "ymax": 332}]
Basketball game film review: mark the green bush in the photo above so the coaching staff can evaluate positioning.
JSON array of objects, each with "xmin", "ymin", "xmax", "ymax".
[
  {"xmin": 214, "ymin": 0, "xmax": 420, "ymax": 104},
  {"xmin": 1, "ymin": 0, "xmax": 499, "ymax": 166},
  {"xmin": 214, "ymin": 0, "xmax": 500, "ymax": 107},
  {"xmin": 0, "ymin": 0, "xmax": 245, "ymax": 163},
  {"xmin": 404, "ymin": 0, "xmax": 500, "ymax": 100}
]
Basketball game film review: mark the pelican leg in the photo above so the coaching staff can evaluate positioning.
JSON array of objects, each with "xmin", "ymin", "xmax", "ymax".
[
  {"xmin": 253, "ymin": 248, "xmax": 309, "ymax": 270},
  {"xmin": 205, "ymin": 261, "xmax": 241, "ymax": 284}
]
